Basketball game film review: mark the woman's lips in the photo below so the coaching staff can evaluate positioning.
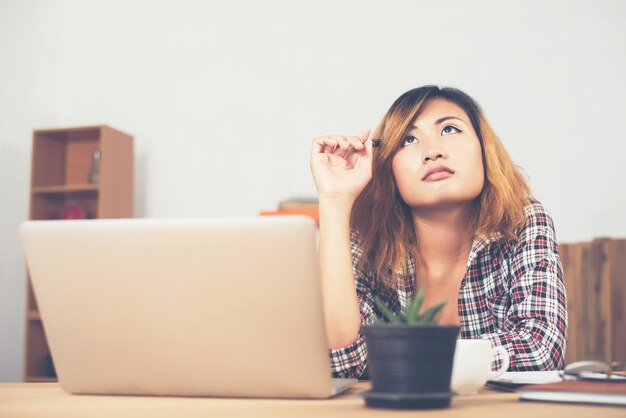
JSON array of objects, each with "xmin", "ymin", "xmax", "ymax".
[
  {"xmin": 423, "ymin": 171, "xmax": 453, "ymax": 181},
  {"xmin": 422, "ymin": 167, "xmax": 454, "ymax": 182}
]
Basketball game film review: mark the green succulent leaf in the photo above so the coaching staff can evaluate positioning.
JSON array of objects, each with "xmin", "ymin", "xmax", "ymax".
[
  {"xmin": 372, "ymin": 290, "xmax": 447, "ymax": 326},
  {"xmin": 405, "ymin": 289, "xmax": 424, "ymax": 324},
  {"xmin": 416, "ymin": 301, "xmax": 447, "ymax": 324},
  {"xmin": 371, "ymin": 316, "xmax": 386, "ymax": 326},
  {"xmin": 372, "ymin": 298, "xmax": 404, "ymax": 324}
]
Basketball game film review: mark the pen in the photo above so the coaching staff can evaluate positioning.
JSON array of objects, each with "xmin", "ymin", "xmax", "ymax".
[{"xmin": 337, "ymin": 139, "xmax": 382, "ymax": 160}]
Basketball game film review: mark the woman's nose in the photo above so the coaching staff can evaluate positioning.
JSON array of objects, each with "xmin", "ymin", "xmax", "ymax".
[{"xmin": 423, "ymin": 147, "xmax": 447, "ymax": 163}]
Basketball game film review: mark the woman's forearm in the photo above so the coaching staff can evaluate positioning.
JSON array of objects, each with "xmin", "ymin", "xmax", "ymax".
[{"xmin": 318, "ymin": 197, "xmax": 362, "ymax": 349}]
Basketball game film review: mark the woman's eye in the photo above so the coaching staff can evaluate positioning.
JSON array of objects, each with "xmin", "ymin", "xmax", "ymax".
[
  {"xmin": 442, "ymin": 125, "xmax": 461, "ymax": 135},
  {"xmin": 402, "ymin": 136, "xmax": 419, "ymax": 147}
]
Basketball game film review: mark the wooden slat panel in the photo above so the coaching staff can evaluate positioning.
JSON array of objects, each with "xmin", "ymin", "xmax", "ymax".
[
  {"xmin": 561, "ymin": 242, "xmax": 590, "ymax": 363},
  {"xmin": 560, "ymin": 243, "xmax": 577, "ymax": 364},
  {"xmin": 587, "ymin": 239, "xmax": 608, "ymax": 361},
  {"xmin": 560, "ymin": 239, "xmax": 626, "ymax": 364},
  {"xmin": 607, "ymin": 239, "xmax": 626, "ymax": 364}
]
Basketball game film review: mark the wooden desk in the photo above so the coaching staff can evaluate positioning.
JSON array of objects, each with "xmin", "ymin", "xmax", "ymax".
[{"xmin": 0, "ymin": 382, "xmax": 624, "ymax": 418}]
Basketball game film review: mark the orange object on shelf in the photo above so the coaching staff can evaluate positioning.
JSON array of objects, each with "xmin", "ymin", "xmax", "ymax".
[{"xmin": 259, "ymin": 208, "xmax": 319, "ymax": 226}]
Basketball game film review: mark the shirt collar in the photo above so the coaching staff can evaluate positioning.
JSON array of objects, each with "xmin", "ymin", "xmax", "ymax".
[{"xmin": 467, "ymin": 231, "xmax": 504, "ymax": 268}]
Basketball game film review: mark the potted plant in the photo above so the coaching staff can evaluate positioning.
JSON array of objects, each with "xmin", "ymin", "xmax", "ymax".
[{"xmin": 361, "ymin": 289, "xmax": 459, "ymax": 409}]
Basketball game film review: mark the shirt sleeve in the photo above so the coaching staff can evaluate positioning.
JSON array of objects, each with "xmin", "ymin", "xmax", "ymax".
[
  {"xmin": 328, "ymin": 231, "xmax": 376, "ymax": 379},
  {"xmin": 480, "ymin": 201, "xmax": 568, "ymax": 371}
]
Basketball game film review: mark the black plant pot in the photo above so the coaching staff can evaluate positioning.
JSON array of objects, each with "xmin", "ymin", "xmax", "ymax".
[{"xmin": 362, "ymin": 324, "xmax": 459, "ymax": 409}]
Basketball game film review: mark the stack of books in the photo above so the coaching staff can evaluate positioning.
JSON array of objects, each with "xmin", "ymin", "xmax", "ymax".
[
  {"xmin": 489, "ymin": 371, "xmax": 626, "ymax": 407},
  {"xmin": 260, "ymin": 197, "xmax": 319, "ymax": 226}
]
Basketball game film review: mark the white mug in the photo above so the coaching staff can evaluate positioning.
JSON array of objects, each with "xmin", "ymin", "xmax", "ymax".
[{"xmin": 450, "ymin": 339, "xmax": 509, "ymax": 395}]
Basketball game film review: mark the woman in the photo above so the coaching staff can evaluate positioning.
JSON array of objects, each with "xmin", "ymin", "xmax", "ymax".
[{"xmin": 309, "ymin": 85, "xmax": 568, "ymax": 378}]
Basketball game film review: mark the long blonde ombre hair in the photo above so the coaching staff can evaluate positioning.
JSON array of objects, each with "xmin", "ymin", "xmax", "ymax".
[{"xmin": 351, "ymin": 86, "xmax": 530, "ymax": 284}]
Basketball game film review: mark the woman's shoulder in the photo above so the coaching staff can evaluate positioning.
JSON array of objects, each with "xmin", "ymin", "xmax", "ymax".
[
  {"xmin": 522, "ymin": 198, "xmax": 556, "ymax": 229},
  {"xmin": 515, "ymin": 197, "xmax": 558, "ymax": 245}
]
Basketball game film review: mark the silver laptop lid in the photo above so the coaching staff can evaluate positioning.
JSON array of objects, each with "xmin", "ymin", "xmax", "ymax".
[{"xmin": 20, "ymin": 216, "xmax": 336, "ymax": 398}]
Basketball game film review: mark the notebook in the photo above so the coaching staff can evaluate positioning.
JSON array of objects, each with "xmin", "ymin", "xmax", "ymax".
[
  {"xmin": 486, "ymin": 371, "xmax": 563, "ymax": 391},
  {"xmin": 20, "ymin": 216, "xmax": 357, "ymax": 398},
  {"xmin": 519, "ymin": 380, "xmax": 626, "ymax": 406}
]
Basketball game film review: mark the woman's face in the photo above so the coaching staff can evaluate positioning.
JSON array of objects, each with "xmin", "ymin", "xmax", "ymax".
[{"xmin": 391, "ymin": 97, "xmax": 485, "ymax": 210}]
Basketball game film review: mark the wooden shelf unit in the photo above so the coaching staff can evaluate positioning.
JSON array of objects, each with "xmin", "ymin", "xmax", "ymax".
[{"xmin": 24, "ymin": 125, "xmax": 134, "ymax": 382}]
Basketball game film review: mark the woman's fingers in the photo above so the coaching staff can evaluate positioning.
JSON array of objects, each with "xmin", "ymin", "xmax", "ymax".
[
  {"xmin": 355, "ymin": 128, "xmax": 373, "ymax": 171},
  {"xmin": 343, "ymin": 127, "xmax": 372, "ymax": 167},
  {"xmin": 335, "ymin": 136, "xmax": 366, "ymax": 159},
  {"xmin": 312, "ymin": 136, "xmax": 335, "ymax": 155},
  {"xmin": 311, "ymin": 129, "xmax": 371, "ymax": 168}
]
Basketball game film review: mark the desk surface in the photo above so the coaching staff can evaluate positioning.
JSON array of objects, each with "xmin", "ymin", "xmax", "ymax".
[{"xmin": 0, "ymin": 382, "xmax": 624, "ymax": 418}]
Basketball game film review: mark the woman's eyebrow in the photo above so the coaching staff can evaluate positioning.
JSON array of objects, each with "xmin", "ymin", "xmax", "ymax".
[{"xmin": 410, "ymin": 116, "xmax": 466, "ymax": 130}]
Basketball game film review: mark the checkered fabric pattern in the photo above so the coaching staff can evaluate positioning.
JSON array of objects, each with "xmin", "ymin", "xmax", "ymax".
[{"xmin": 329, "ymin": 199, "xmax": 568, "ymax": 378}]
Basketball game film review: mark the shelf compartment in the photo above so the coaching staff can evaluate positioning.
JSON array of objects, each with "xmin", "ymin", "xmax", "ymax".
[
  {"xmin": 31, "ymin": 127, "xmax": 101, "ymax": 189},
  {"xmin": 31, "ymin": 193, "xmax": 99, "ymax": 220},
  {"xmin": 24, "ymin": 320, "xmax": 56, "ymax": 381}
]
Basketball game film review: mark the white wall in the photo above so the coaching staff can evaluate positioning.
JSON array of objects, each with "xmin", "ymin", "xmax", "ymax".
[{"xmin": 1, "ymin": 0, "xmax": 625, "ymax": 382}]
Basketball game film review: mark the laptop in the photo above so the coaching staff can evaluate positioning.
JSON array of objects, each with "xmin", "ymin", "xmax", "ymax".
[{"xmin": 20, "ymin": 216, "xmax": 357, "ymax": 398}]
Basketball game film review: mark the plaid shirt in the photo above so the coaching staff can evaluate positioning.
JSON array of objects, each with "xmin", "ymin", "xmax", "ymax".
[{"xmin": 329, "ymin": 199, "xmax": 568, "ymax": 378}]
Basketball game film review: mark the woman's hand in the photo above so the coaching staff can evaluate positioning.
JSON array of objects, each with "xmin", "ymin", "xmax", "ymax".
[{"xmin": 310, "ymin": 127, "xmax": 373, "ymax": 203}]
